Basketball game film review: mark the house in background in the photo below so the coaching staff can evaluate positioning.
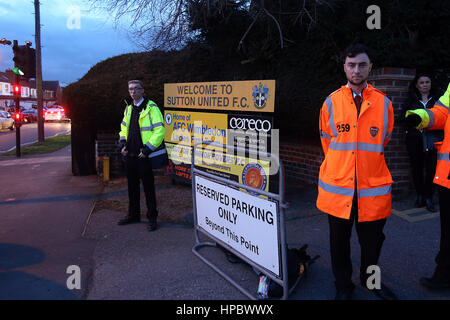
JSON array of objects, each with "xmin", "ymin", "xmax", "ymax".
[
  {"xmin": 0, "ymin": 70, "xmax": 62, "ymax": 110},
  {"xmin": 0, "ymin": 72, "xmax": 12, "ymax": 108}
]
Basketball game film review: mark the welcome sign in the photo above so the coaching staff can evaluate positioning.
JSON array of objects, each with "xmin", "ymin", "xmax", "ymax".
[{"xmin": 164, "ymin": 80, "xmax": 275, "ymax": 113}]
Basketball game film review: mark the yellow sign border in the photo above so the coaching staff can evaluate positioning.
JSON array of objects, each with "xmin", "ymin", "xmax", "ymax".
[{"xmin": 164, "ymin": 80, "xmax": 275, "ymax": 113}]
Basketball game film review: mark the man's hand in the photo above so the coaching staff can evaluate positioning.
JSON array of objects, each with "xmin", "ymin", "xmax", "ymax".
[
  {"xmin": 405, "ymin": 113, "xmax": 422, "ymax": 128},
  {"xmin": 121, "ymin": 146, "xmax": 128, "ymax": 156},
  {"xmin": 138, "ymin": 146, "xmax": 151, "ymax": 159},
  {"xmin": 405, "ymin": 110, "xmax": 429, "ymax": 129}
]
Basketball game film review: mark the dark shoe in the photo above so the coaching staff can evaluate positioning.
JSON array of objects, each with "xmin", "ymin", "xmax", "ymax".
[
  {"xmin": 147, "ymin": 221, "xmax": 157, "ymax": 232},
  {"xmin": 420, "ymin": 276, "xmax": 450, "ymax": 289},
  {"xmin": 426, "ymin": 198, "xmax": 437, "ymax": 212},
  {"xmin": 414, "ymin": 195, "xmax": 425, "ymax": 207},
  {"xmin": 118, "ymin": 216, "xmax": 141, "ymax": 225},
  {"xmin": 334, "ymin": 286, "xmax": 354, "ymax": 300},
  {"xmin": 368, "ymin": 283, "xmax": 398, "ymax": 300}
]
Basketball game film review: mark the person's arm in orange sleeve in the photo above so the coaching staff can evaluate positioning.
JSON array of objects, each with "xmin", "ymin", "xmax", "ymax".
[
  {"xmin": 319, "ymin": 101, "xmax": 332, "ymax": 156},
  {"xmin": 427, "ymin": 83, "xmax": 449, "ymax": 130},
  {"xmin": 384, "ymin": 101, "xmax": 394, "ymax": 147},
  {"xmin": 407, "ymin": 83, "xmax": 449, "ymax": 130}
]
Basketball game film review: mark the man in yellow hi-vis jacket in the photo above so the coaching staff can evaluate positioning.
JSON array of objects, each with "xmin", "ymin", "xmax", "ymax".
[{"xmin": 118, "ymin": 80, "xmax": 165, "ymax": 232}]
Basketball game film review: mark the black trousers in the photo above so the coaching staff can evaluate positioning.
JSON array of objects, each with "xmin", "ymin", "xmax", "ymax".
[
  {"xmin": 328, "ymin": 197, "xmax": 386, "ymax": 290},
  {"xmin": 125, "ymin": 155, "xmax": 158, "ymax": 222},
  {"xmin": 406, "ymin": 135, "xmax": 437, "ymax": 199},
  {"xmin": 435, "ymin": 186, "xmax": 450, "ymax": 279}
]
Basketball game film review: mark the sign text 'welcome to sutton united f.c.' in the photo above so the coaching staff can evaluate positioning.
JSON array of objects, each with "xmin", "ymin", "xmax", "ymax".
[{"xmin": 164, "ymin": 80, "xmax": 275, "ymax": 113}]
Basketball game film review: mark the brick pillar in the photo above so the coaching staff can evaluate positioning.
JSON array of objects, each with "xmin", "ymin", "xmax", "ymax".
[
  {"xmin": 96, "ymin": 132, "xmax": 125, "ymax": 179},
  {"xmin": 368, "ymin": 67, "xmax": 415, "ymax": 194}
]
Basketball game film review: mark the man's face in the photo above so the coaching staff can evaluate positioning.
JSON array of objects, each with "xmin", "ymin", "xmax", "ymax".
[
  {"xmin": 343, "ymin": 53, "xmax": 372, "ymax": 86},
  {"xmin": 128, "ymin": 83, "xmax": 144, "ymax": 101}
]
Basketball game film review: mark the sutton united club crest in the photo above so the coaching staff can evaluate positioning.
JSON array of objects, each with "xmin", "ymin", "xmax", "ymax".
[
  {"xmin": 370, "ymin": 126, "xmax": 379, "ymax": 138},
  {"xmin": 252, "ymin": 83, "xmax": 270, "ymax": 109}
]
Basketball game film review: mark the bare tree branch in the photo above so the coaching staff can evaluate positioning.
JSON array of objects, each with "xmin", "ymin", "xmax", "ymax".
[
  {"xmin": 263, "ymin": 7, "xmax": 284, "ymax": 48},
  {"xmin": 88, "ymin": 0, "xmax": 338, "ymax": 50},
  {"xmin": 238, "ymin": 10, "xmax": 261, "ymax": 50}
]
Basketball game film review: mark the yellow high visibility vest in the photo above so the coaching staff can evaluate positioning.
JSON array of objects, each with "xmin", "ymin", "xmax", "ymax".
[{"xmin": 119, "ymin": 99, "xmax": 165, "ymax": 151}]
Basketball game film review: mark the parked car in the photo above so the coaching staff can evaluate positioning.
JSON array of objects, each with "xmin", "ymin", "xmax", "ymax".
[
  {"xmin": 0, "ymin": 111, "xmax": 14, "ymax": 130},
  {"xmin": 44, "ymin": 106, "xmax": 70, "ymax": 122},
  {"xmin": 22, "ymin": 109, "xmax": 38, "ymax": 123}
]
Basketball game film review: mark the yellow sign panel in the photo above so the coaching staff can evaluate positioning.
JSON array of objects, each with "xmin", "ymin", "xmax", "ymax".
[
  {"xmin": 166, "ymin": 143, "xmax": 192, "ymax": 165},
  {"xmin": 164, "ymin": 80, "xmax": 275, "ymax": 113},
  {"xmin": 164, "ymin": 110, "xmax": 228, "ymax": 146},
  {"xmin": 166, "ymin": 142, "xmax": 270, "ymax": 193}
]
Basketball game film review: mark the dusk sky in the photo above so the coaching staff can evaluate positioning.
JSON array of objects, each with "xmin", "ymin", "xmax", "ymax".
[{"xmin": 0, "ymin": 0, "xmax": 140, "ymax": 87}]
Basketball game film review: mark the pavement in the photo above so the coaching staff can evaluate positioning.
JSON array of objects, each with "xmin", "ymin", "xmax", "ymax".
[{"xmin": 1, "ymin": 145, "xmax": 449, "ymax": 301}]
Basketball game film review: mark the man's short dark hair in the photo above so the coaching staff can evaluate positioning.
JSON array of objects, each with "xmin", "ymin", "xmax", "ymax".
[
  {"xmin": 343, "ymin": 44, "xmax": 372, "ymax": 63},
  {"xmin": 128, "ymin": 80, "xmax": 144, "ymax": 88}
]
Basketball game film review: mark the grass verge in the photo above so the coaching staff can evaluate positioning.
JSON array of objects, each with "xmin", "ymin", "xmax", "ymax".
[{"xmin": 1, "ymin": 134, "xmax": 71, "ymax": 156}]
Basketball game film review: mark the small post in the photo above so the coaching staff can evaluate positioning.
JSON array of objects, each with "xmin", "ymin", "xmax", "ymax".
[{"xmin": 103, "ymin": 156, "xmax": 110, "ymax": 181}]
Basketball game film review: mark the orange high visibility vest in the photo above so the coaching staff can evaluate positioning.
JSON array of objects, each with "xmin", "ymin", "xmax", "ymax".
[
  {"xmin": 425, "ymin": 83, "xmax": 450, "ymax": 189},
  {"xmin": 317, "ymin": 84, "xmax": 394, "ymax": 222}
]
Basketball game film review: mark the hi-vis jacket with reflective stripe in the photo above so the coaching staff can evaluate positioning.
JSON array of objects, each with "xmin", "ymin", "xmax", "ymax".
[
  {"xmin": 119, "ymin": 99, "xmax": 165, "ymax": 152},
  {"xmin": 424, "ymin": 83, "xmax": 450, "ymax": 189},
  {"xmin": 317, "ymin": 84, "xmax": 394, "ymax": 222}
]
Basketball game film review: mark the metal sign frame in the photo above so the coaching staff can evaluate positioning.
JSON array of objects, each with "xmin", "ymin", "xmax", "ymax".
[{"xmin": 191, "ymin": 141, "xmax": 293, "ymax": 300}]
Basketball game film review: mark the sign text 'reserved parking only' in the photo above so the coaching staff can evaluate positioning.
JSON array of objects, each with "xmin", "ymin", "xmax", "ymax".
[{"xmin": 195, "ymin": 175, "xmax": 280, "ymax": 276}]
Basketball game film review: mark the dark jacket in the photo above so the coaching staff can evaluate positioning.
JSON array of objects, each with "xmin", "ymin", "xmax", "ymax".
[
  {"xmin": 400, "ymin": 95, "xmax": 444, "ymax": 152},
  {"xmin": 125, "ymin": 96, "xmax": 146, "ymax": 156}
]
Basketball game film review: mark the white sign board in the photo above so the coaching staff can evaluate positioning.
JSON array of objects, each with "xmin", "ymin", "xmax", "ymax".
[{"xmin": 194, "ymin": 175, "xmax": 280, "ymax": 276}]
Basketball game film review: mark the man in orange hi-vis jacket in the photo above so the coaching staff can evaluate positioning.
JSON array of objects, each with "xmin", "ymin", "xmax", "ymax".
[
  {"xmin": 406, "ymin": 83, "xmax": 450, "ymax": 289},
  {"xmin": 317, "ymin": 44, "xmax": 397, "ymax": 300}
]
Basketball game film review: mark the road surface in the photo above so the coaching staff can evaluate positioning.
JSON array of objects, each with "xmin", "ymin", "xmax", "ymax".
[{"xmin": 0, "ymin": 122, "xmax": 71, "ymax": 153}]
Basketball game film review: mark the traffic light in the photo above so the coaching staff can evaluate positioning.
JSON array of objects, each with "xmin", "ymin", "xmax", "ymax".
[
  {"xmin": 26, "ymin": 47, "xmax": 36, "ymax": 78},
  {"xmin": 13, "ymin": 84, "xmax": 21, "ymax": 96},
  {"xmin": 12, "ymin": 44, "xmax": 36, "ymax": 78},
  {"xmin": 13, "ymin": 112, "xmax": 23, "ymax": 128},
  {"xmin": 0, "ymin": 38, "xmax": 11, "ymax": 45}
]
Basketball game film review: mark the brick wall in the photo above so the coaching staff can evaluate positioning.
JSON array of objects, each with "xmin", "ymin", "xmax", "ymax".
[
  {"xmin": 96, "ymin": 133, "xmax": 124, "ymax": 179},
  {"xmin": 96, "ymin": 133, "xmax": 166, "ymax": 179},
  {"xmin": 370, "ymin": 67, "xmax": 415, "ymax": 194},
  {"xmin": 280, "ymin": 142, "xmax": 323, "ymax": 187},
  {"xmin": 96, "ymin": 67, "xmax": 415, "ymax": 194}
]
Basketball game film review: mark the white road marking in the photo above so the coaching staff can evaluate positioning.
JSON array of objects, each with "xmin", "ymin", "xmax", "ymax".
[
  {"xmin": 0, "ymin": 131, "xmax": 71, "ymax": 154},
  {"xmin": 0, "ymin": 156, "xmax": 71, "ymax": 167}
]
